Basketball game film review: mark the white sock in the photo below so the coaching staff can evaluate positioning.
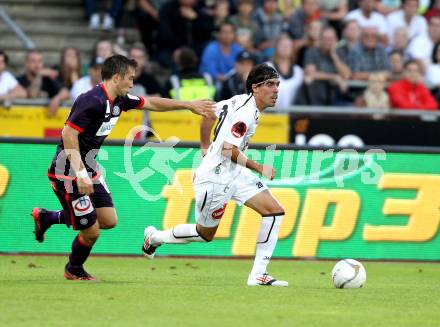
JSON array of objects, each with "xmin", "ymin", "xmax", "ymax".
[
  {"xmin": 152, "ymin": 224, "xmax": 207, "ymax": 244},
  {"xmin": 250, "ymin": 214, "xmax": 284, "ymax": 277}
]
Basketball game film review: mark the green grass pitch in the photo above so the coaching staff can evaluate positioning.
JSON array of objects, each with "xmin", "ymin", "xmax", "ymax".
[{"xmin": 0, "ymin": 255, "xmax": 439, "ymax": 327}]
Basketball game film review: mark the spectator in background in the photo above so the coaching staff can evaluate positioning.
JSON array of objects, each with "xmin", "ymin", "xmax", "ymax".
[
  {"xmin": 70, "ymin": 57, "xmax": 103, "ymax": 101},
  {"xmin": 217, "ymin": 50, "xmax": 257, "ymax": 100},
  {"xmin": 129, "ymin": 44, "xmax": 162, "ymax": 98},
  {"xmin": 17, "ymin": 50, "xmax": 70, "ymax": 116},
  {"xmin": 387, "ymin": 26, "xmax": 411, "ymax": 58},
  {"xmin": 297, "ymin": 26, "xmax": 350, "ymax": 105},
  {"xmin": 129, "ymin": 43, "xmax": 163, "ymax": 139},
  {"xmin": 268, "ymin": 34, "xmax": 304, "ymax": 109},
  {"xmin": 376, "ymin": 0, "xmax": 401, "ymax": 15},
  {"xmin": 425, "ymin": 0, "xmax": 440, "ymax": 21},
  {"xmin": 236, "ymin": 27, "xmax": 260, "ymax": 56},
  {"xmin": 136, "ymin": 0, "xmax": 163, "ymax": 56},
  {"xmin": 337, "ymin": 19, "xmax": 361, "ymax": 64},
  {"xmin": 278, "ymin": 0, "xmax": 299, "ymax": 20},
  {"xmin": 85, "ymin": 0, "xmax": 124, "ymax": 30},
  {"xmin": 386, "ymin": 0, "xmax": 428, "ymax": 44},
  {"xmin": 295, "ymin": 20, "xmax": 323, "ymax": 67},
  {"xmin": 407, "ymin": 15, "xmax": 440, "ymax": 71},
  {"xmin": 0, "ymin": 50, "xmax": 26, "ymax": 106},
  {"xmin": 355, "ymin": 72, "xmax": 389, "ymax": 109},
  {"xmin": 85, "ymin": 39, "xmax": 121, "ymax": 75},
  {"xmin": 212, "ymin": 0, "xmax": 231, "ymax": 32},
  {"xmin": 166, "ymin": 47, "xmax": 215, "ymax": 100},
  {"xmin": 319, "ymin": 0, "xmax": 348, "ymax": 35},
  {"xmin": 345, "ymin": 0, "xmax": 388, "ymax": 44},
  {"xmin": 388, "ymin": 59, "xmax": 438, "ymax": 110},
  {"xmin": 93, "ymin": 39, "xmax": 120, "ymax": 59},
  {"xmin": 56, "ymin": 47, "xmax": 82, "ymax": 90},
  {"xmin": 157, "ymin": 0, "xmax": 214, "ymax": 69},
  {"xmin": 288, "ymin": 0, "xmax": 324, "ymax": 42},
  {"xmin": 229, "ymin": 0, "xmax": 260, "ymax": 46},
  {"xmin": 348, "ymin": 26, "xmax": 390, "ymax": 81},
  {"xmin": 200, "ymin": 22, "xmax": 243, "ymax": 84},
  {"xmin": 389, "ymin": 49, "xmax": 405, "ymax": 80},
  {"xmin": 253, "ymin": 0, "xmax": 285, "ymax": 58},
  {"xmin": 425, "ymin": 42, "xmax": 440, "ymax": 102}
]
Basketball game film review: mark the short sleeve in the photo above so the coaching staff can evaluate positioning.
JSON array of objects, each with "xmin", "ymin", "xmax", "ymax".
[
  {"xmin": 119, "ymin": 93, "xmax": 145, "ymax": 111},
  {"xmin": 66, "ymin": 95, "xmax": 101, "ymax": 133},
  {"xmin": 223, "ymin": 109, "xmax": 255, "ymax": 148}
]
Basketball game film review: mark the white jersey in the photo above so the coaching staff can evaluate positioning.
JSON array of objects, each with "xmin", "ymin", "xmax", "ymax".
[{"xmin": 195, "ymin": 93, "xmax": 259, "ymax": 184}]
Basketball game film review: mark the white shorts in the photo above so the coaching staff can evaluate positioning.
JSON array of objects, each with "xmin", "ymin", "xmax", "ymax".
[{"xmin": 193, "ymin": 169, "xmax": 268, "ymax": 228}]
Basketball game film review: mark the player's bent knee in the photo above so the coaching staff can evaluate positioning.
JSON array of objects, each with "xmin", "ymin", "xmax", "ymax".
[
  {"xmin": 99, "ymin": 217, "xmax": 117, "ymax": 229},
  {"xmin": 196, "ymin": 225, "xmax": 216, "ymax": 242},
  {"xmin": 198, "ymin": 230, "xmax": 215, "ymax": 242},
  {"xmin": 96, "ymin": 208, "xmax": 118, "ymax": 229},
  {"xmin": 203, "ymin": 234, "xmax": 215, "ymax": 242}
]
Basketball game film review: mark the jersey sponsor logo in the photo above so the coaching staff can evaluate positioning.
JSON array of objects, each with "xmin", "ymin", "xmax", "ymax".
[
  {"xmin": 212, "ymin": 203, "xmax": 227, "ymax": 219},
  {"xmin": 112, "ymin": 106, "xmax": 121, "ymax": 116},
  {"xmin": 231, "ymin": 121, "xmax": 247, "ymax": 138},
  {"xmin": 72, "ymin": 196, "xmax": 94, "ymax": 216},
  {"xmin": 96, "ymin": 117, "xmax": 120, "ymax": 136}
]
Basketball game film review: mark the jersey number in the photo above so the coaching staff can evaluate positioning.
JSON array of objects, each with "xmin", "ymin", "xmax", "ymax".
[{"xmin": 213, "ymin": 105, "xmax": 228, "ymax": 142}]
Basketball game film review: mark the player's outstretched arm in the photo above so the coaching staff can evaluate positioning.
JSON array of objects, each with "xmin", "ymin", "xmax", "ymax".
[
  {"xmin": 62, "ymin": 125, "xmax": 94, "ymax": 195},
  {"xmin": 141, "ymin": 97, "xmax": 215, "ymax": 117},
  {"xmin": 221, "ymin": 142, "xmax": 275, "ymax": 180},
  {"xmin": 200, "ymin": 114, "xmax": 216, "ymax": 156}
]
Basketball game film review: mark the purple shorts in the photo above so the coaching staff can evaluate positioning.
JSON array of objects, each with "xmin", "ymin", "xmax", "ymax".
[{"xmin": 48, "ymin": 174, "xmax": 114, "ymax": 230}]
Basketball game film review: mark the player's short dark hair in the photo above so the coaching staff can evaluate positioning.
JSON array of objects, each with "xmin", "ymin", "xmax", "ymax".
[
  {"xmin": 0, "ymin": 50, "xmax": 8, "ymax": 64},
  {"xmin": 245, "ymin": 63, "xmax": 279, "ymax": 94},
  {"xmin": 101, "ymin": 55, "xmax": 138, "ymax": 80}
]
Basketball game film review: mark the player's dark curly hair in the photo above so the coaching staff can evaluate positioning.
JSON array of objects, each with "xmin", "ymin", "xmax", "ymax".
[
  {"xmin": 101, "ymin": 55, "xmax": 138, "ymax": 80},
  {"xmin": 245, "ymin": 63, "xmax": 279, "ymax": 94}
]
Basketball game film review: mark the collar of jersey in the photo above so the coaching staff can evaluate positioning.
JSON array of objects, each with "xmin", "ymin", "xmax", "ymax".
[{"xmin": 100, "ymin": 83, "xmax": 114, "ymax": 104}]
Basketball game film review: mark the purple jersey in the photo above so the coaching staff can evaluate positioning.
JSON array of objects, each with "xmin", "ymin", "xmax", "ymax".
[{"xmin": 48, "ymin": 83, "xmax": 144, "ymax": 179}]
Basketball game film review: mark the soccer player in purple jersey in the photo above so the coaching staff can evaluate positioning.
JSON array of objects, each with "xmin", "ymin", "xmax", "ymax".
[{"xmin": 31, "ymin": 55, "xmax": 214, "ymax": 281}]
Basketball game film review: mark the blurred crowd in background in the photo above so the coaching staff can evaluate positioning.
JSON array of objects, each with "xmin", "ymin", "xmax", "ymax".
[{"xmin": 2, "ymin": 0, "xmax": 440, "ymax": 116}]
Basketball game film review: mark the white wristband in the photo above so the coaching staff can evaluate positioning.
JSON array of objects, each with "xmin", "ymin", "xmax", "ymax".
[{"xmin": 76, "ymin": 169, "xmax": 88, "ymax": 179}]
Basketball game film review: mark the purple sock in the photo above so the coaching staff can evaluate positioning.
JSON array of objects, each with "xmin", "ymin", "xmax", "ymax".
[
  {"xmin": 42, "ymin": 210, "xmax": 66, "ymax": 226},
  {"xmin": 69, "ymin": 235, "xmax": 92, "ymax": 267}
]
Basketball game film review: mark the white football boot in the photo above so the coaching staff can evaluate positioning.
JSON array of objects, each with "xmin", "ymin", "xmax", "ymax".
[
  {"xmin": 247, "ymin": 273, "xmax": 288, "ymax": 287},
  {"xmin": 142, "ymin": 226, "xmax": 160, "ymax": 259}
]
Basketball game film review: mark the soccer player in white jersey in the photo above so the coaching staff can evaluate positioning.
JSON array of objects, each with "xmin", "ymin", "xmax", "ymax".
[{"xmin": 142, "ymin": 64, "xmax": 287, "ymax": 286}]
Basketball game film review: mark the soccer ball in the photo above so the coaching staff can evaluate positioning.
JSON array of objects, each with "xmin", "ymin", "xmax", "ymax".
[{"xmin": 331, "ymin": 259, "xmax": 366, "ymax": 289}]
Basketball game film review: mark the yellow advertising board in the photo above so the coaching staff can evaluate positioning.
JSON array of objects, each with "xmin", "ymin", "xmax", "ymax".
[
  {"xmin": 0, "ymin": 106, "xmax": 288, "ymax": 143},
  {"xmin": 0, "ymin": 106, "xmax": 143, "ymax": 139},
  {"xmin": 149, "ymin": 111, "xmax": 289, "ymax": 143}
]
